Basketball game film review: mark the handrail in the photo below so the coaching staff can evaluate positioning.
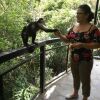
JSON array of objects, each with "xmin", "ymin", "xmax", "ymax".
[
  {"xmin": 0, "ymin": 38, "xmax": 68, "ymax": 100},
  {"xmin": 0, "ymin": 38, "xmax": 60, "ymax": 64}
]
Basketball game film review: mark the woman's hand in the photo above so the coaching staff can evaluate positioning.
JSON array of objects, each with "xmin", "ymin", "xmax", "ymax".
[
  {"xmin": 53, "ymin": 30, "xmax": 69, "ymax": 43},
  {"xmin": 70, "ymin": 42, "xmax": 84, "ymax": 49}
]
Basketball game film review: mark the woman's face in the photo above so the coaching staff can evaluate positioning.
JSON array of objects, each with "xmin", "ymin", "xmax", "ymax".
[{"xmin": 76, "ymin": 8, "xmax": 89, "ymax": 23}]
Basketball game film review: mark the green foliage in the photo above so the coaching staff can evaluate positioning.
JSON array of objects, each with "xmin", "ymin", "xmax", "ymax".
[
  {"xmin": 93, "ymin": 49, "xmax": 100, "ymax": 56},
  {"xmin": 0, "ymin": 0, "xmax": 93, "ymax": 50},
  {"xmin": 46, "ymin": 42, "xmax": 67, "ymax": 76},
  {"xmin": 3, "ymin": 58, "xmax": 40, "ymax": 100}
]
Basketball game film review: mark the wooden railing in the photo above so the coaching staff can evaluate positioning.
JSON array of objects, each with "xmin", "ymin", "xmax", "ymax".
[{"xmin": 0, "ymin": 38, "xmax": 69, "ymax": 100}]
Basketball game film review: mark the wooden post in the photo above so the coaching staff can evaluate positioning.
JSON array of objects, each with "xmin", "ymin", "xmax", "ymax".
[
  {"xmin": 40, "ymin": 46, "xmax": 45, "ymax": 93},
  {"xmin": 0, "ymin": 76, "xmax": 4, "ymax": 100},
  {"xmin": 94, "ymin": 0, "xmax": 99, "ymax": 24}
]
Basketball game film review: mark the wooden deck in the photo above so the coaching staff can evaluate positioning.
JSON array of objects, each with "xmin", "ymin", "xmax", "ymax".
[{"xmin": 35, "ymin": 59, "xmax": 100, "ymax": 100}]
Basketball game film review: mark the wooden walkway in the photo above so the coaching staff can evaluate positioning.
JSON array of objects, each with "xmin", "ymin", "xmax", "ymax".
[{"xmin": 35, "ymin": 59, "xmax": 100, "ymax": 100}]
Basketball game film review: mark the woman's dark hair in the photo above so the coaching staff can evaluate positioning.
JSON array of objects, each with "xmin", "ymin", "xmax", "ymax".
[{"xmin": 78, "ymin": 4, "xmax": 94, "ymax": 22}]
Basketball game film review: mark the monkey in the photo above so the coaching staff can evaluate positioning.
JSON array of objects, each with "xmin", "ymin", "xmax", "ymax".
[{"xmin": 21, "ymin": 18, "xmax": 57, "ymax": 47}]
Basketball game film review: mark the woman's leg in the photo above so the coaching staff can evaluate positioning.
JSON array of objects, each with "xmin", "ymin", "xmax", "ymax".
[
  {"xmin": 79, "ymin": 60, "xmax": 93, "ymax": 100},
  {"xmin": 70, "ymin": 60, "xmax": 80, "ymax": 96}
]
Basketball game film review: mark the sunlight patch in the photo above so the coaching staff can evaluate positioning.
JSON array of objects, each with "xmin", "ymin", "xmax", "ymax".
[{"xmin": 45, "ymin": 85, "xmax": 56, "ymax": 99}]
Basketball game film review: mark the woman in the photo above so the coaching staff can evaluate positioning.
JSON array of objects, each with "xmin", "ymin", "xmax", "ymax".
[{"xmin": 54, "ymin": 4, "xmax": 100, "ymax": 100}]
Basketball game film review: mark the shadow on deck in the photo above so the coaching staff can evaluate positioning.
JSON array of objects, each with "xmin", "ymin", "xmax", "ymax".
[{"xmin": 35, "ymin": 59, "xmax": 100, "ymax": 100}]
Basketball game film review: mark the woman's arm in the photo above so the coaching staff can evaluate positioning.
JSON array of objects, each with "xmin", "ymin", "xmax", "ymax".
[
  {"xmin": 70, "ymin": 42, "xmax": 100, "ymax": 49},
  {"xmin": 82, "ymin": 42, "xmax": 100, "ymax": 49},
  {"xmin": 54, "ymin": 31, "xmax": 69, "ymax": 43}
]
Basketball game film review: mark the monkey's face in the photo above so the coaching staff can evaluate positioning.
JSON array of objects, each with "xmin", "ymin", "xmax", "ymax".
[{"xmin": 40, "ymin": 19, "xmax": 46, "ymax": 25}]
